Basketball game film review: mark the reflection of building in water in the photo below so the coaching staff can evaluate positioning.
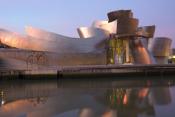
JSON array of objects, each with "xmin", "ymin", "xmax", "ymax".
[
  {"xmin": 101, "ymin": 85, "xmax": 173, "ymax": 117},
  {"xmin": 79, "ymin": 108, "xmax": 95, "ymax": 117},
  {"xmin": 0, "ymin": 91, "xmax": 5, "ymax": 106},
  {"xmin": 102, "ymin": 88, "xmax": 155, "ymax": 117},
  {"xmin": 0, "ymin": 80, "xmax": 174, "ymax": 117},
  {"xmin": 28, "ymin": 97, "xmax": 48, "ymax": 107},
  {"xmin": 101, "ymin": 109, "xmax": 117, "ymax": 117},
  {"xmin": 151, "ymin": 87, "xmax": 172, "ymax": 105},
  {"xmin": 105, "ymin": 88, "xmax": 126, "ymax": 109}
]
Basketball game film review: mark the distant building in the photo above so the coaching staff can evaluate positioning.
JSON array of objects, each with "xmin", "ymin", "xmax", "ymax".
[{"xmin": 168, "ymin": 48, "xmax": 175, "ymax": 63}]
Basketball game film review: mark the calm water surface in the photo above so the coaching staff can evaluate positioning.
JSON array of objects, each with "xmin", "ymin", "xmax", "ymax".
[{"xmin": 0, "ymin": 77, "xmax": 175, "ymax": 117}]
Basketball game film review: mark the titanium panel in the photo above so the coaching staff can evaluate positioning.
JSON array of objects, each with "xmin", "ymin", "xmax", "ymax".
[
  {"xmin": 107, "ymin": 10, "xmax": 133, "ymax": 22},
  {"xmin": 26, "ymin": 26, "xmax": 107, "ymax": 40},
  {"xmin": 150, "ymin": 37, "xmax": 172, "ymax": 57},
  {"xmin": 77, "ymin": 20, "xmax": 117, "ymax": 38},
  {"xmin": 0, "ymin": 29, "xmax": 107, "ymax": 54},
  {"xmin": 77, "ymin": 27, "xmax": 107, "ymax": 38},
  {"xmin": 131, "ymin": 39, "xmax": 156, "ymax": 64},
  {"xmin": 137, "ymin": 25, "xmax": 155, "ymax": 38},
  {"xmin": 92, "ymin": 20, "xmax": 117, "ymax": 34}
]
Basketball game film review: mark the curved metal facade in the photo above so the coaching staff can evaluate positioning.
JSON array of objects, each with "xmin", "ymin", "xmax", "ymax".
[
  {"xmin": 149, "ymin": 37, "xmax": 172, "ymax": 64},
  {"xmin": 25, "ymin": 26, "xmax": 76, "ymax": 41},
  {"xmin": 137, "ymin": 25, "xmax": 155, "ymax": 38},
  {"xmin": 92, "ymin": 20, "xmax": 108, "ymax": 27},
  {"xmin": 0, "ymin": 29, "xmax": 107, "ymax": 53},
  {"xmin": 77, "ymin": 27, "xmax": 107, "ymax": 38},
  {"xmin": 0, "ymin": 9, "xmax": 173, "ymax": 67},
  {"xmin": 131, "ymin": 39, "xmax": 156, "ymax": 64},
  {"xmin": 92, "ymin": 20, "xmax": 117, "ymax": 34},
  {"xmin": 107, "ymin": 10, "xmax": 133, "ymax": 22},
  {"xmin": 107, "ymin": 10, "xmax": 138, "ymax": 35},
  {"xmin": 150, "ymin": 37, "xmax": 172, "ymax": 57},
  {"xmin": 26, "ymin": 26, "xmax": 107, "ymax": 41},
  {"xmin": 77, "ymin": 20, "xmax": 117, "ymax": 38},
  {"xmin": 136, "ymin": 26, "xmax": 156, "ymax": 53},
  {"xmin": 117, "ymin": 18, "xmax": 139, "ymax": 35},
  {"xmin": 0, "ymin": 28, "xmax": 108, "ymax": 66}
]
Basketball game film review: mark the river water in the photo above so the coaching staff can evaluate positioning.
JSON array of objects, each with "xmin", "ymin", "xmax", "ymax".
[{"xmin": 0, "ymin": 76, "xmax": 175, "ymax": 117}]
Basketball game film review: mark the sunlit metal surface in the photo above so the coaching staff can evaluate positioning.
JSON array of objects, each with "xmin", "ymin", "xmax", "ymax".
[
  {"xmin": 137, "ymin": 25, "xmax": 156, "ymax": 49},
  {"xmin": 26, "ymin": 26, "xmax": 107, "ymax": 41},
  {"xmin": 107, "ymin": 10, "xmax": 133, "ymax": 22},
  {"xmin": 131, "ymin": 39, "xmax": 156, "ymax": 64},
  {"xmin": 91, "ymin": 20, "xmax": 108, "ymax": 27},
  {"xmin": 117, "ymin": 18, "xmax": 139, "ymax": 35},
  {"xmin": 0, "ymin": 49, "xmax": 107, "ymax": 69},
  {"xmin": 137, "ymin": 25, "xmax": 155, "ymax": 38},
  {"xmin": 107, "ymin": 10, "xmax": 138, "ymax": 35},
  {"xmin": 0, "ymin": 29, "xmax": 107, "ymax": 53},
  {"xmin": 150, "ymin": 37, "xmax": 172, "ymax": 56},
  {"xmin": 0, "ymin": 9, "xmax": 173, "ymax": 67},
  {"xmin": 77, "ymin": 27, "xmax": 107, "ymax": 38},
  {"xmin": 92, "ymin": 20, "xmax": 117, "ymax": 34},
  {"xmin": 149, "ymin": 37, "xmax": 172, "ymax": 64},
  {"xmin": 106, "ymin": 9, "xmax": 153, "ymax": 64},
  {"xmin": 0, "ymin": 28, "xmax": 107, "ymax": 68},
  {"xmin": 77, "ymin": 20, "xmax": 117, "ymax": 38}
]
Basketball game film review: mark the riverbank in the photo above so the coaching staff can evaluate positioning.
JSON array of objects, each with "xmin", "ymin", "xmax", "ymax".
[{"xmin": 1, "ymin": 64, "xmax": 175, "ymax": 79}]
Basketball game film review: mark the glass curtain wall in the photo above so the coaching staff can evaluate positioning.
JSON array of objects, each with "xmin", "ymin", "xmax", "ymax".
[{"xmin": 107, "ymin": 36, "xmax": 133, "ymax": 65}]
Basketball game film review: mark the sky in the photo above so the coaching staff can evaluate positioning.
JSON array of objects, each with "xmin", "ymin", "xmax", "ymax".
[{"xmin": 0, "ymin": 0, "xmax": 175, "ymax": 46}]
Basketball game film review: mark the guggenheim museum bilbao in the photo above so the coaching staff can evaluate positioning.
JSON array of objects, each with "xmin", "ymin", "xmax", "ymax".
[{"xmin": 0, "ymin": 10, "xmax": 173, "ymax": 69}]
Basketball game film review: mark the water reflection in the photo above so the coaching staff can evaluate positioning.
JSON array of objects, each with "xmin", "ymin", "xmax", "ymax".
[{"xmin": 0, "ymin": 78, "xmax": 175, "ymax": 117}]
